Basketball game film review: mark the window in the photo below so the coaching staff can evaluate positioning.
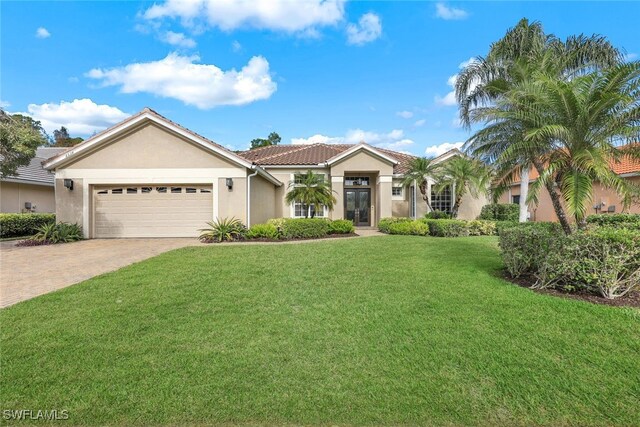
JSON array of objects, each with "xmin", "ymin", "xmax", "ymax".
[
  {"xmin": 431, "ymin": 185, "xmax": 452, "ymax": 215},
  {"xmin": 512, "ymin": 195, "xmax": 521, "ymax": 204},
  {"xmin": 171, "ymin": 187, "xmax": 182, "ymax": 194},
  {"xmin": 126, "ymin": 188, "xmax": 138, "ymax": 194},
  {"xmin": 345, "ymin": 176, "xmax": 369, "ymax": 186},
  {"xmin": 97, "ymin": 189, "xmax": 108, "ymax": 195},
  {"xmin": 185, "ymin": 187, "xmax": 197, "ymax": 194},
  {"xmin": 293, "ymin": 201, "xmax": 326, "ymax": 218},
  {"xmin": 156, "ymin": 187, "xmax": 167, "ymax": 193},
  {"xmin": 141, "ymin": 187, "xmax": 152, "ymax": 194},
  {"xmin": 392, "ymin": 186, "xmax": 403, "ymax": 197},
  {"xmin": 111, "ymin": 188, "xmax": 123, "ymax": 194},
  {"xmin": 200, "ymin": 188, "xmax": 211, "ymax": 193}
]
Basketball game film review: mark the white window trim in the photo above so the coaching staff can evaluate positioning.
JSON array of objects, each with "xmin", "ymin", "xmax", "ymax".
[
  {"xmin": 288, "ymin": 172, "xmax": 329, "ymax": 218},
  {"xmin": 392, "ymin": 185, "xmax": 404, "ymax": 200}
]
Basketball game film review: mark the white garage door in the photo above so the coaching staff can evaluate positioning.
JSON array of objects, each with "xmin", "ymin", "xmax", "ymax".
[{"xmin": 93, "ymin": 185, "xmax": 213, "ymax": 238}]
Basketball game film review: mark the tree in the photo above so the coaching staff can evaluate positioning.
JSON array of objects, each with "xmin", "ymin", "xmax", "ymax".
[
  {"xmin": 52, "ymin": 126, "xmax": 84, "ymax": 147},
  {"xmin": 285, "ymin": 170, "xmax": 336, "ymax": 218},
  {"xmin": 250, "ymin": 132, "xmax": 281, "ymax": 149},
  {"xmin": 457, "ymin": 18, "xmax": 622, "ymax": 232},
  {"xmin": 400, "ymin": 157, "xmax": 440, "ymax": 211},
  {"xmin": 0, "ymin": 110, "xmax": 48, "ymax": 178},
  {"xmin": 433, "ymin": 156, "xmax": 491, "ymax": 218}
]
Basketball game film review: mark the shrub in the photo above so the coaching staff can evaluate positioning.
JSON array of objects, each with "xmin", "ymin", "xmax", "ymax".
[
  {"xmin": 495, "ymin": 220, "xmax": 518, "ymax": 235},
  {"xmin": 0, "ymin": 213, "xmax": 56, "ymax": 238},
  {"xmin": 467, "ymin": 220, "xmax": 497, "ymax": 236},
  {"xmin": 328, "ymin": 219, "xmax": 355, "ymax": 235},
  {"xmin": 427, "ymin": 219, "xmax": 470, "ymax": 237},
  {"xmin": 267, "ymin": 217, "xmax": 286, "ymax": 230},
  {"xmin": 31, "ymin": 222, "xmax": 83, "ymax": 244},
  {"xmin": 498, "ymin": 223, "xmax": 562, "ymax": 278},
  {"xmin": 425, "ymin": 210, "xmax": 451, "ymax": 219},
  {"xmin": 246, "ymin": 223, "xmax": 280, "ymax": 240},
  {"xmin": 388, "ymin": 220, "xmax": 429, "ymax": 236},
  {"xmin": 586, "ymin": 213, "xmax": 640, "ymax": 230},
  {"xmin": 199, "ymin": 217, "xmax": 246, "ymax": 243},
  {"xmin": 280, "ymin": 218, "xmax": 330, "ymax": 239},
  {"xmin": 378, "ymin": 217, "xmax": 412, "ymax": 234},
  {"xmin": 479, "ymin": 203, "xmax": 519, "ymax": 222}
]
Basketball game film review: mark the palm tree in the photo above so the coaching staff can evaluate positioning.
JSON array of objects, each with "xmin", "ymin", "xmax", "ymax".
[
  {"xmin": 456, "ymin": 18, "xmax": 622, "ymax": 232},
  {"xmin": 433, "ymin": 156, "xmax": 491, "ymax": 218},
  {"xmin": 400, "ymin": 157, "xmax": 440, "ymax": 212},
  {"xmin": 285, "ymin": 170, "xmax": 337, "ymax": 218}
]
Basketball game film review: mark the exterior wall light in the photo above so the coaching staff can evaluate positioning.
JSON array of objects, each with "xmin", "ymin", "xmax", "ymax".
[
  {"xmin": 226, "ymin": 178, "xmax": 233, "ymax": 190},
  {"xmin": 63, "ymin": 179, "xmax": 74, "ymax": 190}
]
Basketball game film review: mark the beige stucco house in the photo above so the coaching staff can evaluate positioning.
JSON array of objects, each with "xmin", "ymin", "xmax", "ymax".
[
  {"xmin": 1, "ymin": 147, "xmax": 66, "ymax": 213},
  {"xmin": 43, "ymin": 108, "xmax": 486, "ymax": 238}
]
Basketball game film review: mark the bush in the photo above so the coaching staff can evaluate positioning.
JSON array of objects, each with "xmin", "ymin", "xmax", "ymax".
[
  {"xmin": 280, "ymin": 218, "xmax": 330, "ymax": 239},
  {"xmin": 426, "ymin": 219, "xmax": 470, "ymax": 237},
  {"xmin": 246, "ymin": 223, "xmax": 280, "ymax": 240},
  {"xmin": 479, "ymin": 203, "xmax": 519, "ymax": 222},
  {"xmin": 467, "ymin": 220, "xmax": 497, "ymax": 236},
  {"xmin": 495, "ymin": 220, "xmax": 518, "ymax": 235},
  {"xmin": 498, "ymin": 222, "xmax": 562, "ymax": 278},
  {"xmin": 425, "ymin": 210, "xmax": 451, "ymax": 219},
  {"xmin": 586, "ymin": 213, "xmax": 640, "ymax": 230},
  {"xmin": 199, "ymin": 217, "xmax": 246, "ymax": 243},
  {"xmin": 388, "ymin": 220, "xmax": 429, "ymax": 236},
  {"xmin": 378, "ymin": 217, "xmax": 412, "ymax": 233},
  {"xmin": 328, "ymin": 219, "xmax": 355, "ymax": 235},
  {"xmin": 0, "ymin": 213, "xmax": 56, "ymax": 238},
  {"xmin": 31, "ymin": 222, "xmax": 83, "ymax": 244}
]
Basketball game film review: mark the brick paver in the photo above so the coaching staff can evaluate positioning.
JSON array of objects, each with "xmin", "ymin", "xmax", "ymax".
[{"xmin": 0, "ymin": 230, "xmax": 383, "ymax": 308}]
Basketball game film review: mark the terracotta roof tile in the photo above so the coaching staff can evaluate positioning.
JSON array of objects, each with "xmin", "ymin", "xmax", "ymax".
[{"xmin": 238, "ymin": 143, "xmax": 416, "ymax": 174}]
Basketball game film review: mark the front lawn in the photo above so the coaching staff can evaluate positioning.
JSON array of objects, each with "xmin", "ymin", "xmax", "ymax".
[{"xmin": 1, "ymin": 236, "xmax": 639, "ymax": 426}]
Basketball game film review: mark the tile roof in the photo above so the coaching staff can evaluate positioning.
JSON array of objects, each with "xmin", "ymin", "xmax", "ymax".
[
  {"xmin": 2, "ymin": 147, "xmax": 67, "ymax": 185},
  {"xmin": 239, "ymin": 143, "xmax": 417, "ymax": 174}
]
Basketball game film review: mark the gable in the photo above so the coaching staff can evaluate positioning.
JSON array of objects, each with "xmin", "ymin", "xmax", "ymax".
[
  {"xmin": 330, "ymin": 150, "xmax": 395, "ymax": 175},
  {"xmin": 64, "ymin": 123, "xmax": 240, "ymax": 170}
]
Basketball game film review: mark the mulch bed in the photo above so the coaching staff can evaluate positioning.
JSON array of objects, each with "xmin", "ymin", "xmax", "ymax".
[
  {"xmin": 504, "ymin": 273, "xmax": 640, "ymax": 308},
  {"xmin": 201, "ymin": 233, "xmax": 359, "ymax": 244},
  {"xmin": 15, "ymin": 239, "xmax": 54, "ymax": 247}
]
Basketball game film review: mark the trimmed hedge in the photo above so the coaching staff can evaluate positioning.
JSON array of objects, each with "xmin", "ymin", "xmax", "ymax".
[
  {"xmin": 479, "ymin": 203, "xmax": 519, "ymax": 222},
  {"xmin": 379, "ymin": 217, "xmax": 497, "ymax": 237},
  {"xmin": 378, "ymin": 217, "xmax": 412, "ymax": 234},
  {"xmin": 279, "ymin": 218, "xmax": 330, "ymax": 239},
  {"xmin": 467, "ymin": 220, "xmax": 497, "ymax": 236},
  {"xmin": 388, "ymin": 220, "xmax": 429, "ymax": 236},
  {"xmin": 426, "ymin": 219, "xmax": 470, "ymax": 237},
  {"xmin": 328, "ymin": 219, "xmax": 355, "ymax": 235},
  {"xmin": 425, "ymin": 210, "xmax": 451, "ymax": 219},
  {"xmin": 586, "ymin": 213, "xmax": 640, "ymax": 229},
  {"xmin": 0, "ymin": 213, "xmax": 56, "ymax": 238},
  {"xmin": 246, "ymin": 223, "xmax": 280, "ymax": 240}
]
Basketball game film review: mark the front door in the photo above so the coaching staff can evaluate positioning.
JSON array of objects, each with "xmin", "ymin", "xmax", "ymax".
[{"xmin": 345, "ymin": 189, "xmax": 371, "ymax": 226}]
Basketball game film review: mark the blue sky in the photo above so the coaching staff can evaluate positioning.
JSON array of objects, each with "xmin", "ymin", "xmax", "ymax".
[{"xmin": 2, "ymin": 1, "xmax": 638, "ymax": 155}]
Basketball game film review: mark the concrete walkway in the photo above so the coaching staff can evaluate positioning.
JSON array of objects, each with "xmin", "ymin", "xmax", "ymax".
[{"xmin": 0, "ymin": 230, "xmax": 383, "ymax": 308}]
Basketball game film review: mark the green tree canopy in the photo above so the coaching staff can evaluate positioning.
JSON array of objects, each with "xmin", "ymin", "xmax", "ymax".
[
  {"xmin": 433, "ymin": 156, "xmax": 491, "ymax": 219},
  {"xmin": 52, "ymin": 126, "xmax": 84, "ymax": 147},
  {"xmin": 0, "ymin": 110, "xmax": 49, "ymax": 178},
  {"xmin": 250, "ymin": 132, "xmax": 281, "ymax": 149},
  {"xmin": 400, "ymin": 157, "xmax": 440, "ymax": 211}
]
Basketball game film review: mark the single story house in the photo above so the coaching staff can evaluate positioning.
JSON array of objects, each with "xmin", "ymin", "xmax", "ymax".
[
  {"xmin": 0, "ymin": 147, "xmax": 67, "ymax": 213},
  {"xmin": 43, "ymin": 108, "xmax": 487, "ymax": 238},
  {"xmin": 498, "ymin": 155, "xmax": 640, "ymax": 221}
]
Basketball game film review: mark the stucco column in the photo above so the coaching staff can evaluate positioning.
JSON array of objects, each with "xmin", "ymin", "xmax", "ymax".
[
  {"xmin": 331, "ymin": 176, "xmax": 344, "ymax": 220},
  {"xmin": 377, "ymin": 175, "xmax": 392, "ymax": 223}
]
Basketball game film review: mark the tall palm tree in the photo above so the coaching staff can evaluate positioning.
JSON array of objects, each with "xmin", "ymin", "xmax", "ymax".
[
  {"xmin": 285, "ymin": 170, "xmax": 337, "ymax": 218},
  {"xmin": 400, "ymin": 156, "xmax": 440, "ymax": 212},
  {"xmin": 456, "ymin": 18, "xmax": 622, "ymax": 232},
  {"xmin": 433, "ymin": 156, "xmax": 491, "ymax": 218}
]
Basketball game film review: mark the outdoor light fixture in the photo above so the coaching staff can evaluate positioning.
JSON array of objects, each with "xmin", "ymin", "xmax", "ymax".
[
  {"xmin": 226, "ymin": 178, "xmax": 233, "ymax": 190},
  {"xmin": 63, "ymin": 179, "xmax": 74, "ymax": 190}
]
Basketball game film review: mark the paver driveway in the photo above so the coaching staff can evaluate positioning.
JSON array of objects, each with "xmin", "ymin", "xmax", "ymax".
[{"xmin": 0, "ymin": 239, "xmax": 201, "ymax": 308}]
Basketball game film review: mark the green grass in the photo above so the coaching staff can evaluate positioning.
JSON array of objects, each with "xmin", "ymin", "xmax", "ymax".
[{"xmin": 1, "ymin": 236, "xmax": 639, "ymax": 426}]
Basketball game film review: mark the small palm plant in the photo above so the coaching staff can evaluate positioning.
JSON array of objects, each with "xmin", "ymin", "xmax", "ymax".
[
  {"xmin": 285, "ymin": 170, "xmax": 336, "ymax": 218},
  {"xmin": 33, "ymin": 222, "xmax": 57, "ymax": 242},
  {"xmin": 401, "ymin": 157, "xmax": 440, "ymax": 211},
  {"xmin": 433, "ymin": 156, "xmax": 491, "ymax": 218},
  {"xmin": 199, "ymin": 217, "xmax": 246, "ymax": 243}
]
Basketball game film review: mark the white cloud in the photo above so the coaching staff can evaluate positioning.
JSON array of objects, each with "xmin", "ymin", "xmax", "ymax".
[
  {"xmin": 35, "ymin": 27, "xmax": 51, "ymax": 38},
  {"xmin": 414, "ymin": 119, "xmax": 426, "ymax": 127},
  {"xmin": 624, "ymin": 53, "xmax": 638, "ymax": 61},
  {"xmin": 232, "ymin": 40, "xmax": 242, "ymax": 52},
  {"xmin": 24, "ymin": 99, "xmax": 129, "ymax": 135},
  {"xmin": 435, "ymin": 59, "xmax": 480, "ymax": 108},
  {"xmin": 425, "ymin": 141, "xmax": 463, "ymax": 157},
  {"xmin": 459, "ymin": 57, "xmax": 477, "ymax": 68},
  {"xmin": 0, "ymin": 100, "xmax": 10, "ymax": 108},
  {"xmin": 292, "ymin": 128, "xmax": 414, "ymax": 152},
  {"xmin": 435, "ymin": 90, "xmax": 457, "ymax": 106},
  {"xmin": 160, "ymin": 31, "xmax": 196, "ymax": 48},
  {"xmin": 87, "ymin": 53, "xmax": 277, "ymax": 109},
  {"xmin": 143, "ymin": 0, "xmax": 345, "ymax": 35},
  {"xmin": 396, "ymin": 110, "xmax": 413, "ymax": 119},
  {"xmin": 346, "ymin": 12, "xmax": 382, "ymax": 46},
  {"xmin": 435, "ymin": 3, "xmax": 468, "ymax": 20}
]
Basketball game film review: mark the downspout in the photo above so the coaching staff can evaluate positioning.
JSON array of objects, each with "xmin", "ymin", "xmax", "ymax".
[
  {"xmin": 413, "ymin": 179, "xmax": 417, "ymax": 219},
  {"xmin": 247, "ymin": 167, "xmax": 259, "ymax": 228}
]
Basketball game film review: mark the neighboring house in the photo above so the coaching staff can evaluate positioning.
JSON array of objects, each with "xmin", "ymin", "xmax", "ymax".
[
  {"xmin": 498, "ymin": 155, "xmax": 640, "ymax": 221},
  {"xmin": 0, "ymin": 147, "xmax": 67, "ymax": 213},
  {"xmin": 43, "ymin": 108, "xmax": 487, "ymax": 238}
]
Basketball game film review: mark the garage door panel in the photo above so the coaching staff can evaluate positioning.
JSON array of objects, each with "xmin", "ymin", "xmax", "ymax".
[{"xmin": 93, "ymin": 185, "xmax": 213, "ymax": 238}]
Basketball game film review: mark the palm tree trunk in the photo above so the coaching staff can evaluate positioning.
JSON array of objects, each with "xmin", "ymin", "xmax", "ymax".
[
  {"xmin": 419, "ymin": 181, "xmax": 433, "ymax": 211},
  {"xmin": 533, "ymin": 161, "xmax": 572, "ymax": 234},
  {"xmin": 519, "ymin": 166, "xmax": 530, "ymax": 223},
  {"xmin": 452, "ymin": 195, "xmax": 463, "ymax": 218}
]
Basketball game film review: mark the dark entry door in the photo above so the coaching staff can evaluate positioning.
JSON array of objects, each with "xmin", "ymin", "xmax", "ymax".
[{"xmin": 345, "ymin": 189, "xmax": 371, "ymax": 226}]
